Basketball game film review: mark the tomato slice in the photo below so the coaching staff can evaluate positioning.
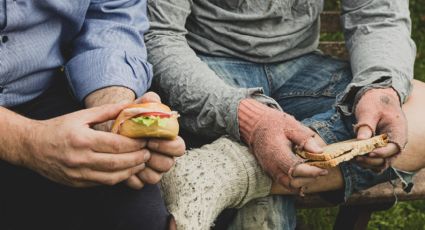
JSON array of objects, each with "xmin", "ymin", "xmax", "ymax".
[{"xmin": 138, "ymin": 112, "xmax": 171, "ymax": 118}]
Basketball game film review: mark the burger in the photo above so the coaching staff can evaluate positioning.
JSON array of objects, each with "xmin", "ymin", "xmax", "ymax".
[{"xmin": 112, "ymin": 102, "xmax": 179, "ymax": 139}]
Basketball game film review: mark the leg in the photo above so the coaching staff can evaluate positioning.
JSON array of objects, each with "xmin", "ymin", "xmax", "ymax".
[
  {"xmin": 0, "ymin": 77, "xmax": 169, "ymax": 230},
  {"xmin": 199, "ymin": 55, "xmax": 296, "ymax": 230},
  {"xmin": 161, "ymin": 137, "xmax": 273, "ymax": 230}
]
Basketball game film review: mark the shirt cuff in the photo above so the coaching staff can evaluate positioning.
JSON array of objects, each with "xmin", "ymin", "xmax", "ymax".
[
  {"xmin": 65, "ymin": 49, "xmax": 153, "ymax": 102},
  {"xmin": 337, "ymin": 73, "xmax": 412, "ymax": 116}
]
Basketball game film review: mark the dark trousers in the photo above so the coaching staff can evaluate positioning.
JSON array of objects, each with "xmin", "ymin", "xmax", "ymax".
[{"xmin": 0, "ymin": 77, "xmax": 169, "ymax": 230}]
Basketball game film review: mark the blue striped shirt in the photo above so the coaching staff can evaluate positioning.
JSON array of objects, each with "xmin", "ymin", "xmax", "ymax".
[{"xmin": 0, "ymin": 0, "xmax": 152, "ymax": 107}]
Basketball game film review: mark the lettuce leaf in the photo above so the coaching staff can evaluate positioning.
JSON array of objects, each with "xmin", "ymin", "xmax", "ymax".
[{"xmin": 131, "ymin": 116, "xmax": 169, "ymax": 127}]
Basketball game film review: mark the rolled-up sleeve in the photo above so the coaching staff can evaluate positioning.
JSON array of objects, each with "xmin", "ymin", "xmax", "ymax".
[
  {"xmin": 338, "ymin": 0, "xmax": 416, "ymax": 114},
  {"xmin": 65, "ymin": 0, "xmax": 152, "ymax": 102}
]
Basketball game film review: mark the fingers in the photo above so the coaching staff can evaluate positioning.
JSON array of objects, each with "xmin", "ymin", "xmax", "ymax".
[
  {"xmin": 82, "ymin": 150, "xmax": 150, "ymax": 172},
  {"xmin": 276, "ymin": 173, "xmax": 317, "ymax": 190},
  {"xmin": 137, "ymin": 167, "xmax": 163, "ymax": 184},
  {"xmin": 92, "ymin": 120, "xmax": 115, "ymax": 132},
  {"xmin": 87, "ymin": 130, "xmax": 147, "ymax": 153},
  {"xmin": 369, "ymin": 143, "xmax": 399, "ymax": 158},
  {"xmin": 303, "ymin": 137, "xmax": 323, "ymax": 154},
  {"xmin": 292, "ymin": 164, "xmax": 328, "ymax": 177},
  {"xmin": 285, "ymin": 121, "xmax": 322, "ymax": 153},
  {"xmin": 80, "ymin": 103, "xmax": 128, "ymax": 124},
  {"xmin": 357, "ymin": 125, "xmax": 374, "ymax": 140},
  {"xmin": 355, "ymin": 109, "xmax": 378, "ymax": 139},
  {"xmin": 71, "ymin": 164, "xmax": 146, "ymax": 186},
  {"xmin": 147, "ymin": 136, "xmax": 186, "ymax": 157},
  {"xmin": 146, "ymin": 152, "xmax": 176, "ymax": 173},
  {"xmin": 355, "ymin": 143, "xmax": 399, "ymax": 171},
  {"xmin": 135, "ymin": 92, "xmax": 161, "ymax": 104},
  {"xmin": 125, "ymin": 175, "xmax": 145, "ymax": 190}
]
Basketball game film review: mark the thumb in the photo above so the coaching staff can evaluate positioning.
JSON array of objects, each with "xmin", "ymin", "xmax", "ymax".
[
  {"xmin": 292, "ymin": 164, "xmax": 328, "ymax": 177},
  {"xmin": 357, "ymin": 125, "xmax": 374, "ymax": 140},
  {"xmin": 135, "ymin": 92, "xmax": 161, "ymax": 104},
  {"xmin": 355, "ymin": 107, "xmax": 378, "ymax": 140},
  {"xmin": 82, "ymin": 103, "xmax": 128, "ymax": 124}
]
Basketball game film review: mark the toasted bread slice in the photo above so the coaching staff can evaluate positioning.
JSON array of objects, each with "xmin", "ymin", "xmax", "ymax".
[{"xmin": 296, "ymin": 134, "xmax": 388, "ymax": 161}]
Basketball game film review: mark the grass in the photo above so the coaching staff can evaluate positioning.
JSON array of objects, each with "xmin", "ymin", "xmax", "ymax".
[{"xmin": 298, "ymin": 2, "xmax": 425, "ymax": 229}]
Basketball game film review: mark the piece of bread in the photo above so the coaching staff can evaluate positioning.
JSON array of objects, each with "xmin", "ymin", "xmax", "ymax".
[{"xmin": 296, "ymin": 134, "xmax": 388, "ymax": 168}]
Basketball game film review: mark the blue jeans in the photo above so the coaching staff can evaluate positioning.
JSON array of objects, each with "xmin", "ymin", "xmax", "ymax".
[{"xmin": 199, "ymin": 52, "xmax": 414, "ymax": 229}]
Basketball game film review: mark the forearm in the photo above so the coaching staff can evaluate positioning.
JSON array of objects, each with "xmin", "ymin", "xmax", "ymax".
[
  {"xmin": 84, "ymin": 86, "xmax": 136, "ymax": 108},
  {"xmin": 339, "ymin": 0, "xmax": 415, "ymax": 113},
  {"xmin": 270, "ymin": 167, "xmax": 344, "ymax": 195},
  {"xmin": 0, "ymin": 107, "xmax": 37, "ymax": 165},
  {"xmin": 147, "ymin": 0, "xmax": 269, "ymax": 140},
  {"xmin": 147, "ymin": 0, "xmax": 284, "ymax": 140},
  {"xmin": 147, "ymin": 36, "xmax": 246, "ymax": 139}
]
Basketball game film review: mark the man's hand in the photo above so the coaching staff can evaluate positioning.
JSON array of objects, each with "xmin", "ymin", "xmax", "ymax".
[
  {"xmin": 85, "ymin": 86, "xmax": 136, "ymax": 131},
  {"xmin": 20, "ymin": 104, "xmax": 150, "ymax": 187},
  {"xmin": 238, "ymin": 99, "xmax": 328, "ymax": 191},
  {"xmin": 354, "ymin": 88, "xmax": 408, "ymax": 171},
  {"xmin": 124, "ymin": 92, "xmax": 186, "ymax": 189}
]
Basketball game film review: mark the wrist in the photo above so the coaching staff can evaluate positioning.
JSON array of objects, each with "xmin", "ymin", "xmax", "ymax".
[
  {"xmin": 362, "ymin": 87, "xmax": 400, "ymax": 105},
  {"xmin": 238, "ymin": 99, "xmax": 268, "ymax": 144},
  {"xmin": 17, "ymin": 118, "xmax": 45, "ymax": 167},
  {"xmin": 84, "ymin": 86, "xmax": 136, "ymax": 108},
  {"xmin": 0, "ymin": 108, "xmax": 40, "ymax": 166}
]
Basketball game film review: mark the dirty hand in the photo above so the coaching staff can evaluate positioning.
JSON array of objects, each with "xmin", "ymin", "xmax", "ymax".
[
  {"xmin": 354, "ymin": 88, "xmax": 407, "ymax": 172},
  {"xmin": 21, "ymin": 104, "xmax": 150, "ymax": 187},
  {"xmin": 238, "ymin": 99, "xmax": 328, "ymax": 191}
]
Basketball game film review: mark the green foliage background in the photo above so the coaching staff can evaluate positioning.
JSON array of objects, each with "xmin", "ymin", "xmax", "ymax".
[{"xmin": 297, "ymin": 1, "xmax": 425, "ymax": 229}]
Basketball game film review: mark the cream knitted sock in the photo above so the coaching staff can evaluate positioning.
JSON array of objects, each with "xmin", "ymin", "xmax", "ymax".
[{"xmin": 160, "ymin": 137, "xmax": 272, "ymax": 230}]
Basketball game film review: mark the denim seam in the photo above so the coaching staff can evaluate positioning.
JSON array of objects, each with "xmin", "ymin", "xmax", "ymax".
[{"xmin": 263, "ymin": 64, "xmax": 274, "ymax": 94}]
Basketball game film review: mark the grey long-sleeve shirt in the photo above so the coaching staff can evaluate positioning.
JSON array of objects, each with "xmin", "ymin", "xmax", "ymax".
[{"xmin": 146, "ymin": 0, "xmax": 416, "ymax": 141}]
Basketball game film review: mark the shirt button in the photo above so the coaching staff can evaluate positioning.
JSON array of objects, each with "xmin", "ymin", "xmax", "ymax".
[{"xmin": 1, "ymin": 35, "xmax": 9, "ymax": 43}]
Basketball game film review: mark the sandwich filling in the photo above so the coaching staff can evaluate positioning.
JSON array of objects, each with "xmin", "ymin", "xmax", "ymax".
[
  {"xmin": 112, "ymin": 107, "xmax": 179, "ymax": 134},
  {"xmin": 131, "ymin": 112, "xmax": 175, "ymax": 127}
]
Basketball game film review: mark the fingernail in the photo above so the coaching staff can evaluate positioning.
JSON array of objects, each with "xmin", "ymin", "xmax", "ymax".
[
  {"xmin": 139, "ymin": 139, "xmax": 148, "ymax": 148},
  {"xmin": 149, "ymin": 139, "xmax": 159, "ymax": 150},
  {"xmin": 320, "ymin": 170, "xmax": 328, "ymax": 176},
  {"xmin": 309, "ymin": 140, "xmax": 323, "ymax": 152},
  {"xmin": 138, "ymin": 172, "xmax": 146, "ymax": 181},
  {"xmin": 357, "ymin": 133, "xmax": 367, "ymax": 139},
  {"xmin": 368, "ymin": 152, "xmax": 376, "ymax": 157},
  {"xmin": 144, "ymin": 151, "xmax": 151, "ymax": 161},
  {"xmin": 137, "ymin": 163, "xmax": 146, "ymax": 171}
]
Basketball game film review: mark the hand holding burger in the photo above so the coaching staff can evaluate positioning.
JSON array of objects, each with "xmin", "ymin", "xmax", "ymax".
[{"xmin": 111, "ymin": 92, "xmax": 185, "ymax": 189}]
